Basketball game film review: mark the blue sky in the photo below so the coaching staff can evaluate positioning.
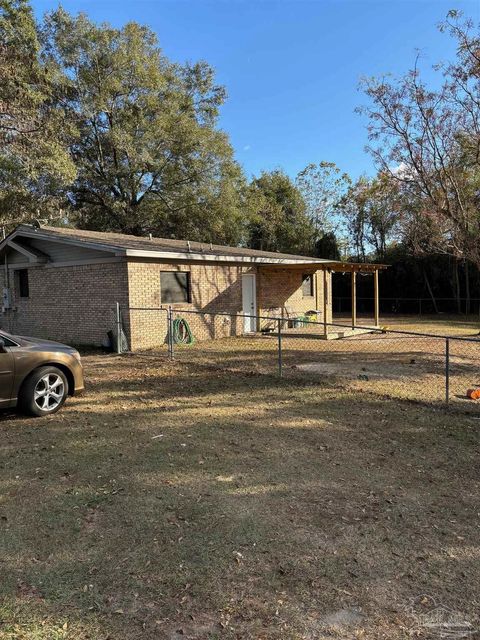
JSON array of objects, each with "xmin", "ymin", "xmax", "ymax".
[{"xmin": 32, "ymin": 0, "xmax": 480, "ymax": 181}]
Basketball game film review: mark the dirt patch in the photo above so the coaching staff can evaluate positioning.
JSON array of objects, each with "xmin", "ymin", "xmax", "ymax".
[
  {"xmin": 322, "ymin": 606, "xmax": 365, "ymax": 629},
  {"xmin": 298, "ymin": 359, "xmax": 421, "ymax": 380},
  {"xmin": 16, "ymin": 581, "xmax": 43, "ymax": 601}
]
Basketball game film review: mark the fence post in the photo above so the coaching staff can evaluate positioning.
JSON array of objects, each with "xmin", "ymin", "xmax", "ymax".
[
  {"xmin": 168, "ymin": 305, "xmax": 174, "ymax": 360},
  {"xmin": 277, "ymin": 318, "xmax": 283, "ymax": 378},
  {"xmin": 116, "ymin": 302, "xmax": 122, "ymax": 354},
  {"xmin": 445, "ymin": 337, "xmax": 450, "ymax": 407}
]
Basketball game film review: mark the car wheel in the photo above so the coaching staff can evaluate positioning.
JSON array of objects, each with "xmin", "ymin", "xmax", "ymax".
[{"xmin": 19, "ymin": 366, "xmax": 68, "ymax": 417}]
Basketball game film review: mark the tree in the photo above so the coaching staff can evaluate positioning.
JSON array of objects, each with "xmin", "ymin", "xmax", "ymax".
[
  {"xmin": 340, "ymin": 174, "xmax": 400, "ymax": 261},
  {"xmin": 0, "ymin": 0, "xmax": 75, "ymax": 227},
  {"xmin": 340, "ymin": 177, "xmax": 368, "ymax": 261},
  {"xmin": 314, "ymin": 231, "xmax": 341, "ymax": 260},
  {"xmin": 42, "ymin": 9, "xmax": 246, "ymax": 243},
  {"xmin": 296, "ymin": 161, "xmax": 351, "ymax": 244},
  {"xmin": 246, "ymin": 170, "xmax": 315, "ymax": 254},
  {"xmin": 360, "ymin": 11, "xmax": 480, "ymax": 269}
]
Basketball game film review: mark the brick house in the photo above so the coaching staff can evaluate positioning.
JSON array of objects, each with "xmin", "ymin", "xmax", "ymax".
[{"xmin": 0, "ymin": 224, "xmax": 384, "ymax": 349}]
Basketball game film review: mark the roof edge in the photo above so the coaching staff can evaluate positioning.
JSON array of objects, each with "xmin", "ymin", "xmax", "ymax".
[
  {"xmin": 0, "ymin": 225, "xmax": 387, "ymax": 269},
  {"xmin": 0, "ymin": 225, "xmax": 121, "ymax": 256},
  {"xmin": 124, "ymin": 248, "xmax": 327, "ymax": 264}
]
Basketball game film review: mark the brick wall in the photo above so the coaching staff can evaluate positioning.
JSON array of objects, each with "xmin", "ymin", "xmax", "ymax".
[
  {"xmin": 258, "ymin": 268, "xmax": 319, "ymax": 316},
  {"xmin": 126, "ymin": 260, "xmax": 255, "ymax": 349},
  {"xmin": 0, "ymin": 257, "xmax": 332, "ymax": 350},
  {"xmin": 126, "ymin": 260, "xmax": 332, "ymax": 350},
  {"xmin": 1, "ymin": 261, "xmax": 129, "ymax": 346},
  {"xmin": 257, "ymin": 267, "xmax": 332, "ymax": 326}
]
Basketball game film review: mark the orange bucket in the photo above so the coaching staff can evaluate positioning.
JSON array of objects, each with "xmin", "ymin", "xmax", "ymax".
[{"xmin": 467, "ymin": 388, "xmax": 480, "ymax": 400}]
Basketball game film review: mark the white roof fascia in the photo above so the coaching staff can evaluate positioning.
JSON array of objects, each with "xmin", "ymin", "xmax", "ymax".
[{"xmin": 123, "ymin": 248, "xmax": 328, "ymax": 264}]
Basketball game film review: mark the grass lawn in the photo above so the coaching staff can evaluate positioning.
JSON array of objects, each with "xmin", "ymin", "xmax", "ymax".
[
  {"xmin": 1, "ymin": 352, "xmax": 480, "ymax": 639},
  {"xmin": 382, "ymin": 314, "xmax": 480, "ymax": 336},
  {"xmin": 336, "ymin": 313, "xmax": 480, "ymax": 336}
]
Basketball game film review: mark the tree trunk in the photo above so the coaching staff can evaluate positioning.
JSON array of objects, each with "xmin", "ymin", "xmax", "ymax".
[
  {"xmin": 464, "ymin": 260, "xmax": 471, "ymax": 315},
  {"xmin": 423, "ymin": 268, "xmax": 438, "ymax": 314},
  {"xmin": 454, "ymin": 260, "xmax": 461, "ymax": 314}
]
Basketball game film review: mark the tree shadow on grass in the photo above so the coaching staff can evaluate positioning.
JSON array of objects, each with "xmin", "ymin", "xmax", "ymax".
[{"xmin": 1, "ymin": 357, "xmax": 479, "ymax": 639}]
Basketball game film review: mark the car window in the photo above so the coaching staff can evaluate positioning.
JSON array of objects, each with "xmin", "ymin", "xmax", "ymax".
[{"xmin": 0, "ymin": 334, "xmax": 18, "ymax": 347}]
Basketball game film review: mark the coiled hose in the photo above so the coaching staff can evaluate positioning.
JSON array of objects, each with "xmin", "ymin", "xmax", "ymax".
[{"xmin": 172, "ymin": 317, "xmax": 194, "ymax": 345}]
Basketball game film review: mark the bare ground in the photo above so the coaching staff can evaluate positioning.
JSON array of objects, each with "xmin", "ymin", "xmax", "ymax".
[{"xmin": 1, "ymin": 351, "xmax": 480, "ymax": 639}]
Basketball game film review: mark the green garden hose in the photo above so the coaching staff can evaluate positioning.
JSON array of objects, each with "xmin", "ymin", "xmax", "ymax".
[{"xmin": 172, "ymin": 317, "xmax": 195, "ymax": 345}]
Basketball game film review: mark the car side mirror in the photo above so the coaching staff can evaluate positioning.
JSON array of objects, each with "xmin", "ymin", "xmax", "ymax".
[{"xmin": 0, "ymin": 339, "xmax": 7, "ymax": 353}]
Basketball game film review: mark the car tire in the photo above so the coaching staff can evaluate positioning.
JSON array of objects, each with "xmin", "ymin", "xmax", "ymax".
[{"xmin": 19, "ymin": 366, "xmax": 69, "ymax": 417}]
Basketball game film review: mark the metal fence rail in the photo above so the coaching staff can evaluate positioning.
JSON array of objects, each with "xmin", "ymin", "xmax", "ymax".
[
  {"xmin": 118, "ymin": 304, "xmax": 480, "ymax": 412},
  {"xmin": 334, "ymin": 296, "xmax": 480, "ymax": 315}
]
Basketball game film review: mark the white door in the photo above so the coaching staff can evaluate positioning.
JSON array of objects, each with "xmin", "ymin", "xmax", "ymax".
[{"xmin": 242, "ymin": 274, "xmax": 257, "ymax": 333}]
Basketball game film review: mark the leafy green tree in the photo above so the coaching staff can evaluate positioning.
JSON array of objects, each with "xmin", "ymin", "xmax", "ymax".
[
  {"xmin": 314, "ymin": 232, "xmax": 341, "ymax": 260},
  {"xmin": 246, "ymin": 170, "xmax": 315, "ymax": 254},
  {"xmin": 340, "ymin": 177, "xmax": 369, "ymax": 262},
  {"xmin": 340, "ymin": 174, "xmax": 400, "ymax": 261},
  {"xmin": 0, "ymin": 0, "xmax": 75, "ymax": 226},
  {"xmin": 42, "ymin": 9, "xmax": 245, "ymax": 243}
]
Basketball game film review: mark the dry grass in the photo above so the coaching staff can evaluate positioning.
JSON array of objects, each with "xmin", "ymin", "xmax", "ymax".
[
  {"xmin": 165, "ymin": 313, "xmax": 480, "ymax": 410},
  {"xmin": 337, "ymin": 313, "xmax": 480, "ymax": 336},
  {"xmin": 1, "ymin": 352, "xmax": 480, "ymax": 639},
  {"xmin": 382, "ymin": 314, "xmax": 480, "ymax": 336}
]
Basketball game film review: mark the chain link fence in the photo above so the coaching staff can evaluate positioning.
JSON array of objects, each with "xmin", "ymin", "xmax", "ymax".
[
  {"xmin": 119, "ymin": 305, "xmax": 480, "ymax": 412},
  {"xmin": 334, "ymin": 296, "xmax": 480, "ymax": 315}
]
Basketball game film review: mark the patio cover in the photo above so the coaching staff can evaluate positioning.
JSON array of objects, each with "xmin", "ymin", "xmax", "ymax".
[{"xmin": 258, "ymin": 260, "xmax": 388, "ymax": 329}]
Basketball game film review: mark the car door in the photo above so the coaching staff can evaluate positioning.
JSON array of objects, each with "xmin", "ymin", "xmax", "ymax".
[{"xmin": 0, "ymin": 345, "xmax": 14, "ymax": 406}]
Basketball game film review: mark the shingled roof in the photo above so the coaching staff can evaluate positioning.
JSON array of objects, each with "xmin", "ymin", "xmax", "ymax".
[
  {"xmin": 1, "ymin": 225, "xmax": 386, "ymax": 270},
  {"xmin": 8, "ymin": 224, "xmax": 330, "ymax": 264}
]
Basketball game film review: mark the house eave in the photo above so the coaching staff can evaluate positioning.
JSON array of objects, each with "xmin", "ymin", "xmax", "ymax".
[
  {"xmin": 123, "ymin": 248, "xmax": 330, "ymax": 264},
  {"xmin": 6, "ymin": 239, "xmax": 48, "ymax": 263},
  {"xmin": 0, "ymin": 227, "xmax": 120, "ymax": 256},
  {"xmin": 0, "ymin": 226, "xmax": 388, "ymax": 270}
]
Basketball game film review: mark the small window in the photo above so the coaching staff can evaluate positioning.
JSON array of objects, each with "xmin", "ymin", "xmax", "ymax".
[
  {"xmin": 160, "ymin": 271, "xmax": 191, "ymax": 304},
  {"xmin": 17, "ymin": 269, "xmax": 29, "ymax": 298},
  {"xmin": 0, "ymin": 334, "xmax": 18, "ymax": 347},
  {"xmin": 302, "ymin": 274, "xmax": 314, "ymax": 297}
]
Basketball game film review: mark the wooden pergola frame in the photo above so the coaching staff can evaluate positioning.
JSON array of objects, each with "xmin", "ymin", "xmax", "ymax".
[
  {"xmin": 326, "ymin": 262, "xmax": 387, "ymax": 329},
  {"xmin": 261, "ymin": 260, "xmax": 387, "ymax": 332}
]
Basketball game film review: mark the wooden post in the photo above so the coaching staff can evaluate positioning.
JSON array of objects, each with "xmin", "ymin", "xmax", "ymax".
[
  {"xmin": 374, "ymin": 269, "xmax": 379, "ymax": 327},
  {"xmin": 323, "ymin": 268, "xmax": 328, "ymax": 337},
  {"xmin": 351, "ymin": 270, "xmax": 356, "ymax": 329}
]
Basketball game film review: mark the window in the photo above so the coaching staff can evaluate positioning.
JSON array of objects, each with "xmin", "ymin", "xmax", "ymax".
[
  {"xmin": 302, "ymin": 274, "xmax": 314, "ymax": 297},
  {"xmin": 0, "ymin": 333, "xmax": 19, "ymax": 347},
  {"xmin": 160, "ymin": 271, "xmax": 191, "ymax": 304},
  {"xmin": 17, "ymin": 269, "xmax": 29, "ymax": 298}
]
